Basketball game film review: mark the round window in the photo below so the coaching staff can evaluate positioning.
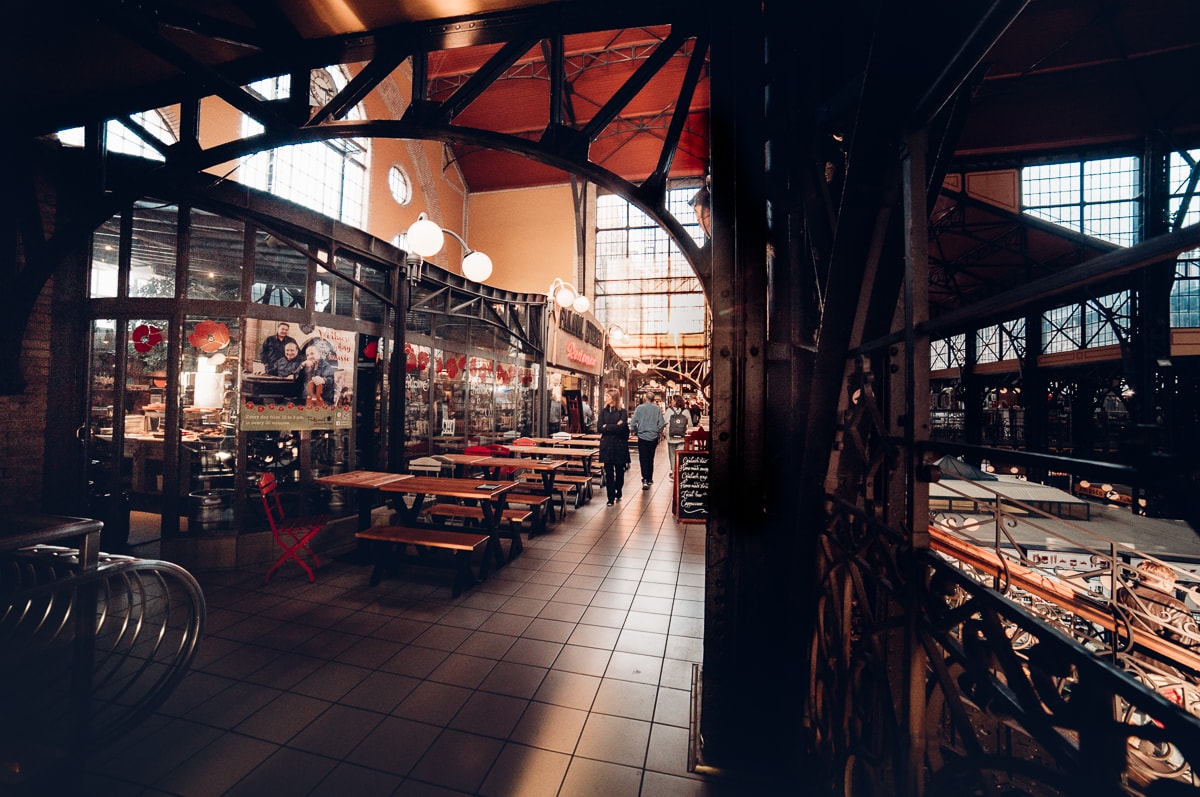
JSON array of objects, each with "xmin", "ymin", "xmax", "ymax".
[{"xmin": 388, "ymin": 165, "xmax": 412, "ymax": 206}]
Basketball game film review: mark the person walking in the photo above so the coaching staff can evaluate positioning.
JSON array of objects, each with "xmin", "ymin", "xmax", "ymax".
[
  {"xmin": 597, "ymin": 388, "xmax": 630, "ymax": 505},
  {"xmin": 630, "ymin": 393, "xmax": 665, "ymax": 489},
  {"xmin": 664, "ymin": 395, "xmax": 694, "ymax": 480}
]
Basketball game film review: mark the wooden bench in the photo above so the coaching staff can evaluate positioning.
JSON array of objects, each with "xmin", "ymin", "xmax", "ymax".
[
  {"xmin": 355, "ymin": 525, "xmax": 492, "ymax": 596},
  {"xmin": 504, "ymin": 493, "xmax": 553, "ymax": 535},
  {"xmin": 521, "ymin": 473, "xmax": 593, "ymax": 507},
  {"xmin": 419, "ymin": 503, "xmax": 530, "ymax": 558}
]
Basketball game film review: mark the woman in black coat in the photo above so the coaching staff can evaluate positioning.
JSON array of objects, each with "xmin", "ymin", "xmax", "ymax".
[{"xmin": 597, "ymin": 388, "xmax": 630, "ymax": 505}]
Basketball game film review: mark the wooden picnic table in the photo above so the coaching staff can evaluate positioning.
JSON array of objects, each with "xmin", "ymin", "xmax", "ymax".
[
  {"xmin": 465, "ymin": 456, "xmax": 567, "ymax": 492},
  {"xmin": 381, "ymin": 476, "xmax": 517, "ymax": 564},
  {"xmin": 433, "ymin": 453, "xmax": 488, "ymax": 477},
  {"xmin": 508, "ymin": 445, "xmax": 599, "ymax": 476},
  {"xmin": 315, "ymin": 470, "xmax": 412, "ymax": 530},
  {"xmin": 527, "ymin": 437, "xmax": 604, "ymax": 448}
]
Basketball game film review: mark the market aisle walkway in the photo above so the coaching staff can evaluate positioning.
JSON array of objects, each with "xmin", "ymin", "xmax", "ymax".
[{"xmin": 84, "ymin": 449, "xmax": 790, "ymax": 796}]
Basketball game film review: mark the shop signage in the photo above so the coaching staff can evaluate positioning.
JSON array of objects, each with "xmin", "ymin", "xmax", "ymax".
[
  {"xmin": 548, "ymin": 307, "xmax": 603, "ymax": 376},
  {"xmin": 565, "ymin": 341, "xmax": 597, "ymax": 368}
]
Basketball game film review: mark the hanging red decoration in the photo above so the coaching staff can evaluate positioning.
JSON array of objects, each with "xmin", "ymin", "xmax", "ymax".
[
  {"xmin": 188, "ymin": 320, "xmax": 231, "ymax": 353},
  {"xmin": 418, "ymin": 351, "xmax": 430, "ymax": 370},
  {"xmin": 131, "ymin": 324, "xmax": 163, "ymax": 353}
]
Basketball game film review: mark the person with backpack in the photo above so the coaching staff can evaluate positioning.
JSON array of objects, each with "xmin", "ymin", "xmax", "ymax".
[
  {"xmin": 665, "ymin": 395, "xmax": 694, "ymax": 480},
  {"xmin": 630, "ymin": 393, "xmax": 666, "ymax": 489}
]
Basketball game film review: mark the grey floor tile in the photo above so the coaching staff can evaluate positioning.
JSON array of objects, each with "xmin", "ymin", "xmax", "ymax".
[
  {"xmin": 222, "ymin": 746, "xmax": 339, "ymax": 797},
  {"xmin": 340, "ymin": 669, "xmax": 421, "ymax": 713},
  {"xmin": 615, "ymin": 628, "xmax": 668, "ymax": 657},
  {"xmin": 522, "ymin": 616, "xmax": 576, "ymax": 643},
  {"xmin": 654, "ymin": 686, "xmax": 692, "ymax": 728},
  {"xmin": 644, "ymin": 722, "xmax": 697, "ymax": 779},
  {"xmin": 382, "ymin": 644, "xmax": 450, "ymax": 678},
  {"xmin": 477, "ymin": 743, "xmax": 570, "ymax": 797},
  {"xmin": 292, "ymin": 660, "xmax": 374, "ymax": 701},
  {"xmin": 154, "ymin": 733, "xmax": 278, "ymax": 797},
  {"xmin": 288, "ymin": 703, "xmax": 385, "ymax": 758},
  {"xmin": 307, "ymin": 761, "xmax": 404, "ymax": 797},
  {"xmin": 605, "ymin": 651, "xmax": 664, "ymax": 685},
  {"xmin": 532, "ymin": 669, "xmax": 601, "ymax": 711},
  {"xmin": 509, "ymin": 701, "xmax": 588, "ymax": 754},
  {"xmin": 566, "ymin": 623, "xmax": 620, "ymax": 650},
  {"xmin": 408, "ymin": 729, "xmax": 504, "ymax": 793},
  {"xmin": 456, "ymin": 630, "xmax": 519, "ymax": 660},
  {"xmin": 503, "ymin": 637, "xmax": 564, "ymax": 667},
  {"xmin": 559, "ymin": 757, "xmax": 643, "ymax": 797},
  {"xmin": 235, "ymin": 692, "xmax": 332, "ymax": 744},
  {"xmin": 478, "ymin": 660, "xmax": 549, "ymax": 699},
  {"xmin": 428, "ymin": 651, "xmax": 499, "ymax": 689},
  {"xmin": 448, "ymin": 690, "xmax": 529, "ymax": 738},
  {"xmin": 591, "ymin": 678, "xmax": 658, "ymax": 721},
  {"xmin": 393, "ymin": 680, "xmax": 473, "ymax": 725},
  {"xmin": 345, "ymin": 715, "xmax": 440, "ymax": 775}
]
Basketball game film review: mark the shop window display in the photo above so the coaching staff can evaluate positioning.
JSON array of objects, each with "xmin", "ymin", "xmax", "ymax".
[
  {"xmin": 468, "ymin": 357, "xmax": 496, "ymax": 445},
  {"xmin": 405, "ymin": 343, "xmax": 432, "ymax": 457},
  {"xmin": 433, "ymin": 349, "xmax": 467, "ymax": 450}
]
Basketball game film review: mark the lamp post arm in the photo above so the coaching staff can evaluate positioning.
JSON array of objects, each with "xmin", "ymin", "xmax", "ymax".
[{"xmin": 441, "ymin": 227, "xmax": 472, "ymax": 254}]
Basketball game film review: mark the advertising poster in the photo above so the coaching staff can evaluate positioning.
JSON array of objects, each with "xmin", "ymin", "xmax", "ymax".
[{"xmin": 240, "ymin": 319, "xmax": 354, "ymax": 431}]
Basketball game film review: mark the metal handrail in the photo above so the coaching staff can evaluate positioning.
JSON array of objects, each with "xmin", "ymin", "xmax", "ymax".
[{"xmin": 1, "ymin": 546, "xmax": 205, "ymax": 785}]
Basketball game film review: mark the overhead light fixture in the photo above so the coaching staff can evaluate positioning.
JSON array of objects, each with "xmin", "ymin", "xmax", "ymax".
[
  {"xmin": 404, "ymin": 213, "xmax": 493, "ymax": 283},
  {"xmin": 548, "ymin": 278, "xmax": 590, "ymax": 313}
]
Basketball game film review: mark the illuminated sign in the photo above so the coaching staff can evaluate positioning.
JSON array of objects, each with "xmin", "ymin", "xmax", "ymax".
[{"xmin": 565, "ymin": 341, "xmax": 597, "ymax": 368}]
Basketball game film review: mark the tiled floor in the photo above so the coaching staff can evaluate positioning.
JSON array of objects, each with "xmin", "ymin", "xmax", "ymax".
[{"xmin": 82, "ymin": 452, "xmax": 783, "ymax": 796}]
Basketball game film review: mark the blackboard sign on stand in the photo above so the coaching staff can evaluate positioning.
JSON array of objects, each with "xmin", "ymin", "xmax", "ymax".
[{"xmin": 674, "ymin": 450, "xmax": 709, "ymax": 523}]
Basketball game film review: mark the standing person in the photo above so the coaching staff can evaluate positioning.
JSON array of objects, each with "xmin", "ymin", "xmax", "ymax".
[
  {"xmin": 582, "ymin": 399, "xmax": 594, "ymax": 433},
  {"xmin": 664, "ymin": 395, "xmax": 693, "ymax": 480},
  {"xmin": 549, "ymin": 395, "xmax": 564, "ymax": 431},
  {"xmin": 630, "ymin": 393, "xmax": 665, "ymax": 489},
  {"xmin": 597, "ymin": 388, "xmax": 630, "ymax": 505}
]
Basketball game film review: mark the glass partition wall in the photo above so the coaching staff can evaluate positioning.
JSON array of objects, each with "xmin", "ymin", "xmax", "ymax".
[{"xmin": 84, "ymin": 195, "xmax": 544, "ymax": 543}]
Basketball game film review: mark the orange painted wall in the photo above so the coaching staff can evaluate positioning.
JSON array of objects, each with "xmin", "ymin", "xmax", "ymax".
[
  {"xmin": 467, "ymin": 185, "xmax": 577, "ymax": 295},
  {"xmin": 186, "ymin": 68, "xmax": 576, "ymax": 293},
  {"xmin": 193, "ymin": 72, "xmax": 470, "ymax": 275}
]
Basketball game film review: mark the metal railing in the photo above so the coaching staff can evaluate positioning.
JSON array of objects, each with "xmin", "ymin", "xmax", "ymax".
[
  {"xmin": 805, "ymin": 495, "xmax": 1200, "ymax": 796},
  {"xmin": 1, "ymin": 545, "xmax": 205, "ymax": 790}
]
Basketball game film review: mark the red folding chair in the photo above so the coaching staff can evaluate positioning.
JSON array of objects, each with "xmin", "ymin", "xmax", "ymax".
[{"xmin": 259, "ymin": 472, "xmax": 326, "ymax": 584}]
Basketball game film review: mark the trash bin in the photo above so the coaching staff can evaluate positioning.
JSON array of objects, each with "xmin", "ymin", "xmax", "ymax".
[{"xmin": 189, "ymin": 488, "xmax": 234, "ymax": 532}]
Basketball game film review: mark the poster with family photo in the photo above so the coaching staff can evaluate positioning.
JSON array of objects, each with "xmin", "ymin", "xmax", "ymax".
[{"xmin": 240, "ymin": 319, "xmax": 354, "ymax": 431}]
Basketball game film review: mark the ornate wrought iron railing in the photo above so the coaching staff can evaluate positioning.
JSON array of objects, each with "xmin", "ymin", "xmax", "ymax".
[
  {"xmin": 806, "ymin": 495, "xmax": 1200, "ymax": 796},
  {"xmin": 1, "ymin": 545, "xmax": 205, "ymax": 789}
]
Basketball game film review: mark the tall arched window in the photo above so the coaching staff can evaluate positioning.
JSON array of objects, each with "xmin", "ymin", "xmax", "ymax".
[
  {"xmin": 238, "ymin": 68, "xmax": 368, "ymax": 229},
  {"xmin": 55, "ymin": 109, "xmax": 178, "ymax": 161}
]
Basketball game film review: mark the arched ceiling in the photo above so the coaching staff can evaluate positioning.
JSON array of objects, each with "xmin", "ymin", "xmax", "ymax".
[{"xmin": 10, "ymin": 0, "xmax": 1200, "ymax": 325}]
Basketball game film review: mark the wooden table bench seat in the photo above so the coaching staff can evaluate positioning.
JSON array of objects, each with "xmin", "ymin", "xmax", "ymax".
[
  {"xmin": 355, "ymin": 525, "xmax": 490, "ymax": 596},
  {"xmin": 503, "ymin": 493, "xmax": 553, "ymax": 534},
  {"xmin": 520, "ymin": 473, "xmax": 593, "ymax": 507},
  {"xmin": 419, "ymin": 504, "xmax": 530, "ymax": 557}
]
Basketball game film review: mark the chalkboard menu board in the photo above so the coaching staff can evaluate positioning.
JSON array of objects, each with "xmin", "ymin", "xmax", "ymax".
[{"xmin": 674, "ymin": 450, "xmax": 709, "ymax": 523}]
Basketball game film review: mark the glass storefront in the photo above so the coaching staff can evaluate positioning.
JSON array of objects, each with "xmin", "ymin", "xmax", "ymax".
[{"xmin": 83, "ymin": 194, "xmax": 544, "ymax": 540}]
